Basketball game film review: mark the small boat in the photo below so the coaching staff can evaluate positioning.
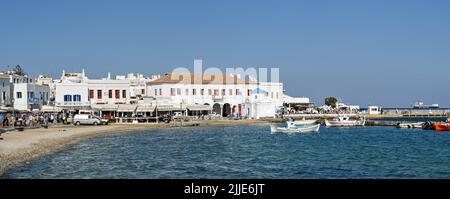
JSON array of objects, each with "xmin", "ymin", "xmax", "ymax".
[
  {"xmin": 435, "ymin": 123, "xmax": 450, "ymax": 131},
  {"xmin": 292, "ymin": 118, "xmax": 317, "ymax": 126},
  {"xmin": 397, "ymin": 122, "xmax": 424, "ymax": 129},
  {"xmin": 271, "ymin": 121, "xmax": 320, "ymax": 133},
  {"xmin": 435, "ymin": 118, "xmax": 450, "ymax": 131},
  {"xmin": 324, "ymin": 116, "xmax": 365, "ymax": 127}
]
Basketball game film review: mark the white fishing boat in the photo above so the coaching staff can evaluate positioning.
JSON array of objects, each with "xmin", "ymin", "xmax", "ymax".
[
  {"xmin": 397, "ymin": 122, "xmax": 424, "ymax": 129},
  {"xmin": 324, "ymin": 116, "xmax": 365, "ymax": 127},
  {"xmin": 292, "ymin": 118, "xmax": 317, "ymax": 126},
  {"xmin": 270, "ymin": 121, "xmax": 320, "ymax": 133}
]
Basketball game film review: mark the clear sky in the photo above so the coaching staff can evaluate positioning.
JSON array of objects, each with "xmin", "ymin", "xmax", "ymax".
[{"xmin": 1, "ymin": 0, "xmax": 449, "ymax": 107}]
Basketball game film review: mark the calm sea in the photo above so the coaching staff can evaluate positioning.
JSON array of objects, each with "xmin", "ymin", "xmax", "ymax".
[{"xmin": 5, "ymin": 125, "xmax": 450, "ymax": 179}]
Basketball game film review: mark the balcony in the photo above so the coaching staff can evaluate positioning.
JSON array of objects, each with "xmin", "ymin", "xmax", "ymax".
[{"xmin": 56, "ymin": 102, "xmax": 90, "ymax": 107}]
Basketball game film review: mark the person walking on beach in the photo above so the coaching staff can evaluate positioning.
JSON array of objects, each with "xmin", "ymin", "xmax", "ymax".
[{"xmin": 43, "ymin": 113, "xmax": 49, "ymax": 129}]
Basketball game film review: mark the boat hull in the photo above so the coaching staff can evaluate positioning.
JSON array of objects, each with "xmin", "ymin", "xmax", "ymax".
[
  {"xmin": 324, "ymin": 120, "xmax": 365, "ymax": 127},
  {"xmin": 435, "ymin": 123, "xmax": 450, "ymax": 131},
  {"xmin": 271, "ymin": 124, "xmax": 320, "ymax": 133},
  {"xmin": 397, "ymin": 122, "xmax": 424, "ymax": 129}
]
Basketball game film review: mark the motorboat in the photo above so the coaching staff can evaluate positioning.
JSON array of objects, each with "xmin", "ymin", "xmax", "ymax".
[
  {"xmin": 271, "ymin": 121, "xmax": 320, "ymax": 133},
  {"xmin": 397, "ymin": 122, "xmax": 424, "ymax": 129},
  {"xmin": 270, "ymin": 123, "xmax": 320, "ymax": 133},
  {"xmin": 291, "ymin": 117, "xmax": 318, "ymax": 126},
  {"xmin": 435, "ymin": 122, "xmax": 450, "ymax": 131},
  {"xmin": 324, "ymin": 116, "xmax": 365, "ymax": 127},
  {"xmin": 435, "ymin": 117, "xmax": 450, "ymax": 131}
]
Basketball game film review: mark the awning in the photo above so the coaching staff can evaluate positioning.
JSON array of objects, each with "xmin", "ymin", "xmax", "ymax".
[
  {"xmin": 136, "ymin": 106, "xmax": 156, "ymax": 112},
  {"xmin": 0, "ymin": 107, "xmax": 17, "ymax": 112},
  {"xmin": 40, "ymin": 106, "xmax": 64, "ymax": 113},
  {"xmin": 117, "ymin": 104, "xmax": 137, "ymax": 112},
  {"xmin": 91, "ymin": 104, "xmax": 119, "ymax": 111},
  {"xmin": 187, "ymin": 105, "xmax": 212, "ymax": 111},
  {"xmin": 156, "ymin": 105, "xmax": 184, "ymax": 112}
]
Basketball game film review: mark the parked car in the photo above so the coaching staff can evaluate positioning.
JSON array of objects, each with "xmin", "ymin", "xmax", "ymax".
[{"xmin": 73, "ymin": 114, "xmax": 102, "ymax": 126}]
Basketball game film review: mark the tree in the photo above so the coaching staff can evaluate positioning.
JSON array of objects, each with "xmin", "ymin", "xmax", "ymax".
[
  {"xmin": 325, "ymin": 97, "xmax": 338, "ymax": 108},
  {"xmin": 13, "ymin": 65, "xmax": 26, "ymax": 76}
]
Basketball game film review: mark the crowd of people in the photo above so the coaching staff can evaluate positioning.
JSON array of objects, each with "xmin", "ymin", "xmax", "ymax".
[{"xmin": 0, "ymin": 112, "xmax": 66, "ymax": 129}]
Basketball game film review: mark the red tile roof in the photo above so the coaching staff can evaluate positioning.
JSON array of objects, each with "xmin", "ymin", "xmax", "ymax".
[{"xmin": 147, "ymin": 73, "xmax": 256, "ymax": 85}]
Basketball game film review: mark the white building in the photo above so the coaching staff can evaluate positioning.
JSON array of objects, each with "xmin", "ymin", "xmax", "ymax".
[
  {"xmin": 336, "ymin": 102, "xmax": 360, "ymax": 112},
  {"xmin": 0, "ymin": 72, "xmax": 34, "ymax": 108},
  {"xmin": 54, "ymin": 70, "xmax": 90, "ymax": 109},
  {"xmin": 36, "ymin": 75, "xmax": 56, "ymax": 105},
  {"xmin": 13, "ymin": 83, "xmax": 50, "ymax": 111},
  {"xmin": 87, "ymin": 74, "xmax": 131, "ymax": 105},
  {"xmin": 242, "ymin": 88, "xmax": 277, "ymax": 119},
  {"xmin": 146, "ymin": 71, "xmax": 285, "ymax": 118},
  {"xmin": 119, "ymin": 73, "xmax": 152, "ymax": 103},
  {"xmin": 54, "ymin": 70, "xmax": 144, "ymax": 110},
  {"xmin": 367, "ymin": 106, "xmax": 381, "ymax": 115}
]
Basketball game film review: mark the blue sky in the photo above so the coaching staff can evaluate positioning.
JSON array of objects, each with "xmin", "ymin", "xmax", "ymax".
[{"xmin": 1, "ymin": 0, "xmax": 449, "ymax": 107}]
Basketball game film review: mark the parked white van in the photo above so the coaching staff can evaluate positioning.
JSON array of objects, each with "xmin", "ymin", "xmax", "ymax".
[{"xmin": 73, "ymin": 114, "xmax": 102, "ymax": 126}]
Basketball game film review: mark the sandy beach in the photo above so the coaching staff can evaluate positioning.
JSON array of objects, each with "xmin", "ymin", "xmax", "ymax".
[{"xmin": 0, "ymin": 120, "xmax": 269, "ymax": 176}]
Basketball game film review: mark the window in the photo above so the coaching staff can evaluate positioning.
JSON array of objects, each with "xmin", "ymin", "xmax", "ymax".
[
  {"xmin": 229, "ymin": 89, "xmax": 233, "ymax": 96},
  {"xmin": 236, "ymin": 89, "xmax": 240, "ymax": 95},
  {"xmin": 109, "ymin": 90, "xmax": 113, "ymax": 98},
  {"xmin": 222, "ymin": 89, "xmax": 226, "ymax": 96},
  {"xmin": 200, "ymin": 89, "xmax": 204, "ymax": 95},
  {"xmin": 89, "ymin": 90, "xmax": 94, "ymax": 99},
  {"xmin": 214, "ymin": 89, "xmax": 219, "ymax": 96},
  {"xmin": 185, "ymin": 89, "xmax": 189, "ymax": 95},
  {"xmin": 17, "ymin": 92, "xmax": 22, "ymax": 99},
  {"xmin": 122, "ymin": 90, "xmax": 127, "ymax": 98},
  {"xmin": 192, "ymin": 89, "xmax": 197, "ymax": 95},
  {"xmin": 28, "ymin": 92, "xmax": 34, "ymax": 99},
  {"xmin": 2, "ymin": 92, "xmax": 6, "ymax": 101},
  {"xmin": 171, "ymin": 88, "xmax": 176, "ymax": 96},
  {"xmin": 208, "ymin": 89, "xmax": 212, "ymax": 95},
  {"xmin": 115, "ymin": 90, "xmax": 120, "ymax": 99},
  {"xmin": 271, "ymin": 92, "xmax": 274, "ymax": 99},
  {"xmin": 154, "ymin": 89, "xmax": 157, "ymax": 96},
  {"xmin": 276, "ymin": 92, "xmax": 279, "ymax": 99},
  {"xmin": 141, "ymin": 89, "xmax": 145, "ymax": 95},
  {"xmin": 73, "ymin": 95, "xmax": 81, "ymax": 102},
  {"xmin": 159, "ymin": 89, "xmax": 162, "ymax": 96},
  {"xmin": 177, "ymin": 88, "xmax": 181, "ymax": 95},
  {"xmin": 98, "ymin": 90, "xmax": 102, "ymax": 99},
  {"xmin": 63, "ymin": 95, "xmax": 71, "ymax": 102}
]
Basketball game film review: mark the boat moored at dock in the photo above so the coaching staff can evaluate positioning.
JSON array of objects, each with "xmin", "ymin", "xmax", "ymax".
[
  {"xmin": 324, "ymin": 116, "xmax": 365, "ymax": 127},
  {"xmin": 435, "ymin": 117, "xmax": 450, "ymax": 131},
  {"xmin": 435, "ymin": 123, "xmax": 450, "ymax": 131},
  {"xmin": 397, "ymin": 122, "xmax": 424, "ymax": 129}
]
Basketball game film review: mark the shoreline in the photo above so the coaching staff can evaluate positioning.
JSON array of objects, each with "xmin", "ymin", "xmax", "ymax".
[{"xmin": 0, "ymin": 120, "xmax": 269, "ymax": 177}]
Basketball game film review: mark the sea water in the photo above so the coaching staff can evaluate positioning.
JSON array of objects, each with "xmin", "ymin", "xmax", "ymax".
[{"xmin": 5, "ymin": 125, "xmax": 450, "ymax": 179}]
